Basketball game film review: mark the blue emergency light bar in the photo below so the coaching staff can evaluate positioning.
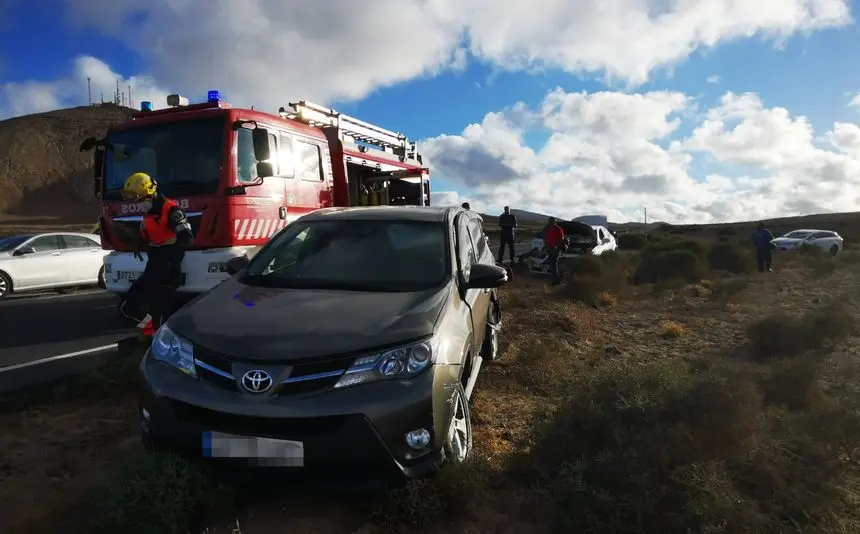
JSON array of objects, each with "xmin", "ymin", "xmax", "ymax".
[
  {"xmin": 207, "ymin": 90, "xmax": 221, "ymax": 103},
  {"xmin": 140, "ymin": 101, "xmax": 153, "ymax": 111}
]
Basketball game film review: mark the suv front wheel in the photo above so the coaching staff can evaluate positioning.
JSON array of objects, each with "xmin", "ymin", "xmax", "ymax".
[{"xmin": 443, "ymin": 384, "xmax": 473, "ymax": 465}]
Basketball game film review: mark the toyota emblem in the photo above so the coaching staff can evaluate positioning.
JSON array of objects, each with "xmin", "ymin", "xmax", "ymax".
[{"xmin": 241, "ymin": 369, "xmax": 274, "ymax": 393}]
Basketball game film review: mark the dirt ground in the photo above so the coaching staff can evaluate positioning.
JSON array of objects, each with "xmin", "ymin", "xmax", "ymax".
[{"xmin": 1, "ymin": 248, "xmax": 859, "ymax": 533}]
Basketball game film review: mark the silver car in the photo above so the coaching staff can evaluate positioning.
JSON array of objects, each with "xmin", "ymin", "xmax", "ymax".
[{"xmin": 0, "ymin": 232, "xmax": 108, "ymax": 298}]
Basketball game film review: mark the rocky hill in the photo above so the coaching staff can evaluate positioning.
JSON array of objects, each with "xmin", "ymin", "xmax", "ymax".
[{"xmin": 0, "ymin": 104, "xmax": 135, "ymax": 223}]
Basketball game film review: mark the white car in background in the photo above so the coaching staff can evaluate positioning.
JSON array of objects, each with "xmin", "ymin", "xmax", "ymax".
[
  {"xmin": 770, "ymin": 229, "xmax": 844, "ymax": 255},
  {"xmin": 0, "ymin": 232, "xmax": 108, "ymax": 299}
]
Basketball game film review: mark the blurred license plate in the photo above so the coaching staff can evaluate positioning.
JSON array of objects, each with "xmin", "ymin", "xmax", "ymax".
[
  {"xmin": 116, "ymin": 271, "xmax": 138, "ymax": 281},
  {"xmin": 201, "ymin": 431, "xmax": 304, "ymax": 466}
]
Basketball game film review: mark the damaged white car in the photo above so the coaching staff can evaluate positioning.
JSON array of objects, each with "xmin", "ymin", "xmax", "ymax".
[{"xmin": 517, "ymin": 221, "xmax": 618, "ymax": 275}]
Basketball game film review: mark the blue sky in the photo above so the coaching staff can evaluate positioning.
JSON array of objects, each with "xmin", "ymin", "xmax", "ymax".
[{"xmin": 2, "ymin": 0, "xmax": 860, "ymax": 223}]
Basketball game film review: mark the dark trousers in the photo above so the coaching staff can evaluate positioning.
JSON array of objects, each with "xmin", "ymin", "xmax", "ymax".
[
  {"xmin": 125, "ymin": 247, "xmax": 184, "ymax": 328},
  {"xmin": 755, "ymin": 247, "xmax": 772, "ymax": 272},
  {"xmin": 547, "ymin": 248, "xmax": 561, "ymax": 283},
  {"xmin": 498, "ymin": 233, "xmax": 515, "ymax": 262}
]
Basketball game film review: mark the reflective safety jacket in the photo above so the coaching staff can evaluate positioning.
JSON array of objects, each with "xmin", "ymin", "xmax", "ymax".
[{"xmin": 141, "ymin": 198, "xmax": 179, "ymax": 246}]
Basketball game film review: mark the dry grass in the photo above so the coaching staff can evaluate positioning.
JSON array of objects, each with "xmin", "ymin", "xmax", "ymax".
[
  {"xmin": 3, "ymin": 236, "xmax": 860, "ymax": 533},
  {"xmin": 661, "ymin": 320, "xmax": 685, "ymax": 337}
]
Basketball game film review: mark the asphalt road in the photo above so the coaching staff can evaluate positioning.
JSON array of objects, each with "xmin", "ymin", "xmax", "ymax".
[{"xmin": 0, "ymin": 290, "xmax": 134, "ymax": 368}]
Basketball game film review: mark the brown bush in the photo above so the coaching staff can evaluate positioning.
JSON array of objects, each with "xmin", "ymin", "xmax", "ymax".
[
  {"xmin": 633, "ymin": 249, "xmax": 707, "ymax": 285},
  {"xmin": 519, "ymin": 356, "xmax": 860, "ymax": 533},
  {"xmin": 559, "ymin": 252, "xmax": 631, "ymax": 304},
  {"xmin": 617, "ymin": 233, "xmax": 647, "ymax": 250},
  {"xmin": 707, "ymin": 242, "xmax": 753, "ymax": 274},
  {"xmin": 746, "ymin": 304, "xmax": 856, "ymax": 361}
]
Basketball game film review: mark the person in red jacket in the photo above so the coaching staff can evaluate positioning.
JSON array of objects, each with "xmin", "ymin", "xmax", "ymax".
[{"xmin": 543, "ymin": 217, "xmax": 565, "ymax": 284}]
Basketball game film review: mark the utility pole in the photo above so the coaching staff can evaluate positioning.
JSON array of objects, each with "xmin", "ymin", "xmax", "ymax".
[
  {"xmin": 87, "ymin": 77, "xmax": 92, "ymax": 106},
  {"xmin": 128, "ymin": 85, "xmax": 132, "ymax": 108},
  {"xmin": 644, "ymin": 207, "xmax": 648, "ymax": 240}
]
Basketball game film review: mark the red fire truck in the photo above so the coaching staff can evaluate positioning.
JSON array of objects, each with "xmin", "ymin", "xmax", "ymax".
[{"xmin": 80, "ymin": 91, "xmax": 430, "ymax": 298}]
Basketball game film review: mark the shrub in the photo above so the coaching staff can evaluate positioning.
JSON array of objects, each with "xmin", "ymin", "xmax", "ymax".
[
  {"xmin": 642, "ymin": 238, "xmax": 708, "ymax": 259},
  {"xmin": 633, "ymin": 249, "xmax": 706, "ymax": 285},
  {"xmin": 520, "ymin": 357, "xmax": 860, "ymax": 533},
  {"xmin": 617, "ymin": 233, "xmax": 647, "ymax": 250},
  {"xmin": 746, "ymin": 304, "xmax": 856, "ymax": 361},
  {"xmin": 90, "ymin": 452, "xmax": 233, "ymax": 534},
  {"xmin": 707, "ymin": 242, "xmax": 753, "ymax": 274},
  {"xmin": 661, "ymin": 320, "xmax": 684, "ymax": 337},
  {"xmin": 718, "ymin": 226, "xmax": 737, "ymax": 236},
  {"xmin": 559, "ymin": 252, "xmax": 631, "ymax": 304}
]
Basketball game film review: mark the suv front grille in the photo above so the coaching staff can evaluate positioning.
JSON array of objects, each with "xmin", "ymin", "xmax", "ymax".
[{"xmin": 193, "ymin": 346, "xmax": 357, "ymax": 396}]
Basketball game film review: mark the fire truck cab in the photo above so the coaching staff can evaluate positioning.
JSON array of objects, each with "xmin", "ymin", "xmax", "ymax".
[{"xmin": 80, "ymin": 91, "xmax": 430, "ymax": 297}]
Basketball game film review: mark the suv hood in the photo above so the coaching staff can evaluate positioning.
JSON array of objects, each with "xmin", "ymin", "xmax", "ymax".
[{"xmin": 168, "ymin": 277, "xmax": 450, "ymax": 361}]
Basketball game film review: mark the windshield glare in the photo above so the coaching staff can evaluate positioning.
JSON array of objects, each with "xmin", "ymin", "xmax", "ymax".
[
  {"xmin": 784, "ymin": 231, "xmax": 811, "ymax": 239},
  {"xmin": 0, "ymin": 235, "xmax": 29, "ymax": 252},
  {"xmin": 243, "ymin": 220, "xmax": 449, "ymax": 291},
  {"xmin": 103, "ymin": 117, "xmax": 225, "ymax": 200}
]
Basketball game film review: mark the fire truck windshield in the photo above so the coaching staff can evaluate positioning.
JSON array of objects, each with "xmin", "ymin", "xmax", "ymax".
[{"xmin": 103, "ymin": 117, "xmax": 225, "ymax": 200}]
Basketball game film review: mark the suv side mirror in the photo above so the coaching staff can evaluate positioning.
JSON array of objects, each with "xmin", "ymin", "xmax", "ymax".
[
  {"xmin": 13, "ymin": 246, "xmax": 36, "ymax": 256},
  {"xmin": 225, "ymin": 256, "xmax": 250, "ymax": 276},
  {"xmin": 464, "ymin": 263, "xmax": 508, "ymax": 289}
]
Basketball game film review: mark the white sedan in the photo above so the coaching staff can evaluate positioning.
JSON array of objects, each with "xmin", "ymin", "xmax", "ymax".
[
  {"xmin": 770, "ymin": 229, "xmax": 844, "ymax": 255},
  {"xmin": 0, "ymin": 232, "xmax": 109, "ymax": 299}
]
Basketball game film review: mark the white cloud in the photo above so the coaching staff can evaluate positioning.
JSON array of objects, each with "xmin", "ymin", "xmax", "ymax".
[
  {"xmin": 0, "ymin": 56, "xmax": 170, "ymax": 119},
  {"xmin": 0, "ymin": 0, "xmax": 856, "ymax": 222},
  {"xmin": 423, "ymin": 88, "xmax": 860, "ymax": 223},
  {"xmin": 706, "ymin": 75, "xmax": 720, "ymax": 84},
  {"xmin": 43, "ymin": 0, "xmax": 851, "ymax": 112},
  {"xmin": 850, "ymin": 93, "xmax": 860, "ymax": 111}
]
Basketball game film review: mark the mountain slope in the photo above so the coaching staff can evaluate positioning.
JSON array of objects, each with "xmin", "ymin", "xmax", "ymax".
[{"xmin": 0, "ymin": 104, "xmax": 135, "ymax": 222}]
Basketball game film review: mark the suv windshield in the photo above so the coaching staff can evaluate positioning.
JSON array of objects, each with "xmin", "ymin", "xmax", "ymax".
[
  {"xmin": 103, "ymin": 117, "xmax": 225, "ymax": 200},
  {"xmin": 243, "ymin": 219, "xmax": 449, "ymax": 292},
  {"xmin": 0, "ymin": 235, "xmax": 29, "ymax": 252},
  {"xmin": 784, "ymin": 231, "xmax": 812, "ymax": 239}
]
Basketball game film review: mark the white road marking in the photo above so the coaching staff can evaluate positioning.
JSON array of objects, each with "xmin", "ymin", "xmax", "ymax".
[
  {"xmin": 4, "ymin": 289, "xmax": 105, "ymax": 302},
  {"xmin": 0, "ymin": 343, "xmax": 118, "ymax": 372}
]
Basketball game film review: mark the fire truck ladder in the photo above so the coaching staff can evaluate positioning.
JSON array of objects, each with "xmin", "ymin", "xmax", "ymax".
[{"xmin": 280, "ymin": 100, "xmax": 422, "ymax": 163}]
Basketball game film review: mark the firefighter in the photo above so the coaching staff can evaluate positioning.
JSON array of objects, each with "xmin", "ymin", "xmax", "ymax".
[{"xmin": 122, "ymin": 172, "xmax": 193, "ymax": 336}]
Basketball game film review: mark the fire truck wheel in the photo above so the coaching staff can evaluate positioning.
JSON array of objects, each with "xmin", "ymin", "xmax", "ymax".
[{"xmin": 97, "ymin": 266, "xmax": 106, "ymax": 289}]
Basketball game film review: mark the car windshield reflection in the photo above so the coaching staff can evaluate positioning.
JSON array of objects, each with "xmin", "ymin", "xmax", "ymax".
[{"xmin": 242, "ymin": 219, "xmax": 449, "ymax": 292}]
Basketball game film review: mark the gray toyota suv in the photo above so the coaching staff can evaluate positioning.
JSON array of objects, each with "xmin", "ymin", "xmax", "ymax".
[{"xmin": 138, "ymin": 206, "xmax": 507, "ymax": 483}]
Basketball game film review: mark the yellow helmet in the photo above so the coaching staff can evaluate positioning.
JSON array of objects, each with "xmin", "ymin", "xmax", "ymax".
[{"xmin": 123, "ymin": 172, "xmax": 157, "ymax": 200}]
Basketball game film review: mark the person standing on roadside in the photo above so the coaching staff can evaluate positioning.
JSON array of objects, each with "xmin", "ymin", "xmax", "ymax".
[
  {"xmin": 543, "ymin": 217, "xmax": 566, "ymax": 285},
  {"xmin": 498, "ymin": 206, "xmax": 518, "ymax": 263},
  {"xmin": 752, "ymin": 222, "xmax": 774, "ymax": 273}
]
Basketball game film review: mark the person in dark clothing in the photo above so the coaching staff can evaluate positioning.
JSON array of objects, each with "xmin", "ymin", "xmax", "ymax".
[
  {"xmin": 752, "ymin": 222, "xmax": 774, "ymax": 273},
  {"xmin": 543, "ymin": 217, "xmax": 566, "ymax": 285},
  {"xmin": 120, "ymin": 172, "xmax": 193, "ymax": 335},
  {"xmin": 461, "ymin": 202, "xmax": 471, "ymax": 210},
  {"xmin": 498, "ymin": 206, "xmax": 518, "ymax": 263}
]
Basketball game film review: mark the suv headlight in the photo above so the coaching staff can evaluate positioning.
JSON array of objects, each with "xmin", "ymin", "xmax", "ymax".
[
  {"xmin": 150, "ymin": 325, "xmax": 196, "ymax": 377},
  {"xmin": 333, "ymin": 339, "xmax": 434, "ymax": 389}
]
